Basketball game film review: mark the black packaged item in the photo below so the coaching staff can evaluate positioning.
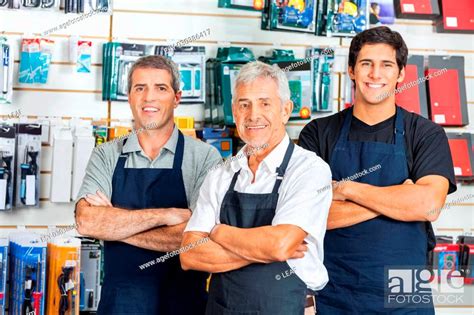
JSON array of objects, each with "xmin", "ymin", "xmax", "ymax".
[
  {"xmin": 14, "ymin": 123, "xmax": 42, "ymax": 208},
  {"xmin": 0, "ymin": 125, "xmax": 16, "ymax": 211},
  {"xmin": 457, "ymin": 236, "xmax": 474, "ymax": 284},
  {"xmin": 79, "ymin": 238, "xmax": 102, "ymax": 311}
]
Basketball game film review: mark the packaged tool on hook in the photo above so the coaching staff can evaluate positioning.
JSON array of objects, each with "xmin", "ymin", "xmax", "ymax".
[
  {"xmin": 0, "ymin": 37, "xmax": 14, "ymax": 104},
  {"xmin": 20, "ymin": 0, "xmax": 58, "ymax": 9},
  {"xmin": 14, "ymin": 123, "xmax": 41, "ymax": 207},
  {"xmin": 70, "ymin": 37, "xmax": 92, "ymax": 73},
  {"xmin": 19, "ymin": 38, "xmax": 54, "ymax": 84},
  {"xmin": 47, "ymin": 237, "xmax": 81, "ymax": 315},
  {"xmin": 78, "ymin": 238, "xmax": 101, "ymax": 312},
  {"xmin": 0, "ymin": 125, "xmax": 16, "ymax": 211},
  {"xmin": 64, "ymin": 0, "xmax": 112, "ymax": 14},
  {"xmin": 8, "ymin": 232, "xmax": 46, "ymax": 315}
]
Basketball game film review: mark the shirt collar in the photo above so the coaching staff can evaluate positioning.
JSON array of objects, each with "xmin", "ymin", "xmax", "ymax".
[
  {"xmin": 230, "ymin": 134, "xmax": 290, "ymax": 174},
  {"xmin": 122, "ymin": 125, "xmax": 179, "ymax": 155}
]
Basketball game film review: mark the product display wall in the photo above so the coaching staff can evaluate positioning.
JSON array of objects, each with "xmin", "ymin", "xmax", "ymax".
[{"xmin": 0, "ymin": 0, "xmax": 472, "ymax": 314}]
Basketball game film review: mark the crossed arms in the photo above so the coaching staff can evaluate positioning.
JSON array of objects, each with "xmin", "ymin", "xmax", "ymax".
[
  {"xmin": 327, "ymin": 175, "xmax": 450, "ymax": 230},
  {"xmin": 180, "ymin": 224, "xmax": 308, "ymax": 273},
  {"xmin": 75, "ymin": 191, "xmax": 191, "ymax": 252}
]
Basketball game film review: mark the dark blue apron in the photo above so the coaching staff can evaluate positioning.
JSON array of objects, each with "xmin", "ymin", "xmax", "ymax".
[
  {"xmin": 316, "ymin": 107, "xmax": 434, "ymax": 314},
  {"xmin": 206, "ymin": 140, "xmax": 309, "ymax": 315},
  {"xmin": 97, "ymin": 131, "xmax": 208, "ymax": 315}
]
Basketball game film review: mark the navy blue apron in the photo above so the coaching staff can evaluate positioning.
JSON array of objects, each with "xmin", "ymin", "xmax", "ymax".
[
  {"xmin": 316, "ymin": 107, "xmax": 434, "ymax": 314},
  {"xmin": 97, "ymin": 131, "xmax": 208, "ymax": 315},
  {"xmin": 206, "ymin": 140, "xmax": 309, "ymax": 315}
]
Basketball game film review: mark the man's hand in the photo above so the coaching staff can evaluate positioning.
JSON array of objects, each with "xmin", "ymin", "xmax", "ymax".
[
  {"xmin": 165, "ymin": 208, "xmax": 192, "ymax": 226},
  {"xmin": 290, "ymin": 242, "xmax": 308, "ymax": 259},
  {"xmin": 85, "ymin": 190, "xmax": 112, "ymax": 207}
]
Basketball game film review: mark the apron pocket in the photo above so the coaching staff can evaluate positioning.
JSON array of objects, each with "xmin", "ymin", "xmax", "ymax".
[{"xmin": 208, "ymin": 299, "xmax": 260, "ymax": 315}]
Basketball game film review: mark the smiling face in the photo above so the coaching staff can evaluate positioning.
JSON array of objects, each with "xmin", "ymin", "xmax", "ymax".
[
  {"xmin": 349, "ymin": 43, "xmax": 405, "ymax": 106},
  {"xmin": 232, "ymin": 76, "xmax": 292, "ymax": 150},
  {"xmin": 128, "ymin": 67, "xmax": 181, "ymax": 131}
]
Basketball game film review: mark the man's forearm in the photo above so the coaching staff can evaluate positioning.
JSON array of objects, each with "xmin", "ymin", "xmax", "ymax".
[
  {"xmin": 76, "ymin": 200, "xmax": 170, "ymax": 241},
  {"xmin": 180, "ymin": 232, "xmax": 253, "ymax": 273},
  {"xmin": 327, "ymin": 200, "xmax": 380, "ymax": 230},
  {"xmin": 121, "ymin": 223, "xmax": 186, "ymax": 252},
  {"xmin": 211, "ymin": 224, "xmax": 306, "ymax": 263},
  {"xmin": 342, "ymin": 178, "xmax": 448, "ymax": 222}
]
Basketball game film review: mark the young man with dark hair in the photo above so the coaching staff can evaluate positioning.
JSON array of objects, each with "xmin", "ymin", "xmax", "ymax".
[{"xmin": 299, "ymin": 26, "xmax": 456, "ymax": 313}]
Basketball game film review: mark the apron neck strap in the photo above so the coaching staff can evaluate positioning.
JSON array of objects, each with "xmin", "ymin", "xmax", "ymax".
[
  {"xmin": 339, "ymin": 106, "xmax": 354, "ymax": 143},
  {"xmin": 393, "ymin": 106, "xmax": 405, "ymax": 145},
  {"xmin": 228, "ymin": 169, "xmax": 241, "ymax": 191},
  {"xmin": 272, "ymin": 139, "xmax": 295, "ymax": 194},
  {"xmin": 173, "ymin": 130, "xmax": 185, "ymax": 169},
  {"xmin": 116, "ymin": 138, "xmax": 129, "ymax": 169}
]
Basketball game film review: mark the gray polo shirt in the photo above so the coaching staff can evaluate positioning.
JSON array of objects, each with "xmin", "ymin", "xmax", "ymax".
[{"xmin": 76, "ymin": 127, "xmax": 222, "ymax": 210}]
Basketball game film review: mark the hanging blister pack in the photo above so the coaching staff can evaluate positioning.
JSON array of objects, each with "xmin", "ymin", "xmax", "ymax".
[
  {"xmin": 70, "ymin": 37, "xmax": 92, "ymax": 73},
  {"xmin": 8, "ymin": 232, "xmax": 47, "ymax": 315},
  {"xmin": 261, "ymin": 0, "xmax": 319, "ymax": 34},
  {"xmin": 0, "ymin": 37, "xmax": 14, "ymax": 104},
  {"xmin": 0, "ymin": 125, "xmax": 16, "ymax": 211},
  {"xmin": 64, "ymin": 0, "xmax": 112, "ymax": 14},
  {"xmin": 21, "ymin": 0, "xmax": 58, "ymax": 9},
  {"xmin": 306, "ymin": 47, "xmax": 335, "ymax": 112},
  {"xmin": 47, "ymin": 237, "xmax": 81, "ymax": 315},
  {"xmin": 19, "ymin": 38, "xmax": 54, "ymax": 84},
  {"xmin": 14, "ymin": 123, "xmax": 42, "ymax": 207},
  {"xmin": 79, "ymin": 238, "xmax": 102, "ymax": 312},
  {"xmin": 324, "ymin": 0, "xmax": 369, "ymax": 37}
]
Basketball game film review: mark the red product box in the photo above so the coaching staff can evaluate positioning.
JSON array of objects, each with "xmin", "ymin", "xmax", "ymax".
[
  {"xmin": 426, "ymin": 56, "xmax": 469, "ymax": 126},
  {"xmin": 394, "ymin": 0, "xmax": 440, "ymax": 19},
  {"xmin": 395, "ymin": 55, "xmax": 429, "ymax": 118},
  {"xmin": 446, "ymin": 133, "xmax": 474, "ymax": 179},
  {"xmin": 437, "ymin": 0, "xmax": 474, "ymax": 34}
]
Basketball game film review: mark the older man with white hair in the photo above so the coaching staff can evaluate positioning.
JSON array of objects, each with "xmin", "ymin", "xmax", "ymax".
[{"xmin": 180, "ymin": 61, "xmax": 332, "ymax": 315}]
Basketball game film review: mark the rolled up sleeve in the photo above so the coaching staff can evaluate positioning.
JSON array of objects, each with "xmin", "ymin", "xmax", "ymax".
[
  {"xmin": 185, "ymin": 168, "xmax": 221, "ymax": 234},
  {"xmin": 76, "ymin": 146, "xmax": 114, "ymax": 204}
]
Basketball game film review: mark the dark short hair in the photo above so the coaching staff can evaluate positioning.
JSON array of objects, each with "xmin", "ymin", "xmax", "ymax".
[
  {"xmin": 348, "ymin": 26, "xmax": 408, "ymax": 72},
  {"xmin": 127, "ymin": 55, "xmax": 181, "ymax": 94}
]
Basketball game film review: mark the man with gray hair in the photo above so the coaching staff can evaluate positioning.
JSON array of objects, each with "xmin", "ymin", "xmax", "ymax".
[
  {"xmin": 75, "ymin": 55, "xmax": 221, "ymax": 314},
  {"xmin": 180, "ymin": 61, "xmax": 332, "ymax": 314}
]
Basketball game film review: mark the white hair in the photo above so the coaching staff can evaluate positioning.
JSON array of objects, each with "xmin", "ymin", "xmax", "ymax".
[{"xmin": 232, "ymin": 61, "xmax": 290, "ymax": 105}]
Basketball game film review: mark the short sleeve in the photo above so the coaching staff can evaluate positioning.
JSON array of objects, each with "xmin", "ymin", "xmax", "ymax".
[
  {"xmin": 185, "ymin": 170, "xmax": 221, "ymax": 233},
  {"xmin": 412, "ymin": 130, "xmax": 457, "ymax": 194},
  {"xmin": 189, "ymin": 146, "xmax": 222, "ymax": 211},
  {"xmin": 76, "ymin": 146, "xmax": 114, "ymax": 204},
  {"xmin": 272, "ymin": 158, "xmax": 332, "ymax": 240},
  {"xmin": 298, "ymin": 121, "xmax": 322, "ymax": 157}
]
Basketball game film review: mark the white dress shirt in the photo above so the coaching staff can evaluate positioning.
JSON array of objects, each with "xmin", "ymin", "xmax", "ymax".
[{"xmin": 185, "ymin": 134, "xmax": 332, "ymax": 291}]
